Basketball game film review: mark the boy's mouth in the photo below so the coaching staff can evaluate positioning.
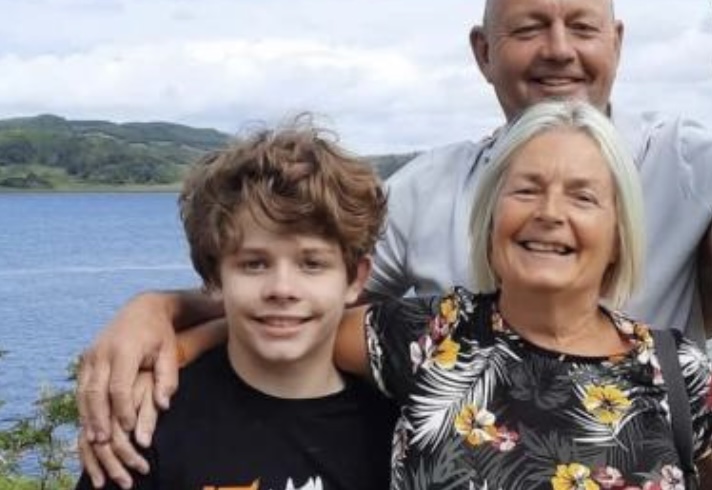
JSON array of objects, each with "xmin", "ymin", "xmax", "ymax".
[{"xmin": 255, "ymin": 315, "xmax": 312, "ymax": 327}]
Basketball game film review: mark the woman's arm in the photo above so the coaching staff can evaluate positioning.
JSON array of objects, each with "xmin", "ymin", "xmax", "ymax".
[
  {"xmin": 176, "ymin": 317, "xmax": 229, "ymax": 367},
  {"xmin": 334, "ymin": 306, "xmax": 371, "ymax": 377}
]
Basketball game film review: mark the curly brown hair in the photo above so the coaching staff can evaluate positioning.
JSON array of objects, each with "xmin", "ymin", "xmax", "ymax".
[{"xmin": 179, "ymin": 118, "xmax": 387, "ymax": 290}]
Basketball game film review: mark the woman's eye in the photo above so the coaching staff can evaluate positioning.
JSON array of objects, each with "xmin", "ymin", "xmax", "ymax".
[
  {"xmin": 514, "ymin": 187, "xmax": 538, "ymax": 196},
  {"xmin": 574, "ymin": 192, "xmax": 598, "ymax": 205}
]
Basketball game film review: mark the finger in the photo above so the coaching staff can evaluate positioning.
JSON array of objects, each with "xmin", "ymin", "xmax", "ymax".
[
  {"xmin": 78, "ymin": 429, "xmax": 106, "ymax": 488},
  {"xmin": 107, "ymin": 346, "xmax": 143, "ymax": 432},
  {"xmin": 93, "ymin": 442, "xmax": 134, "ymax": 490},
  {"xmin": 76, "ymin": 352, "xmax": 95, "ymax": 442},
  {"xmin": 92, "ymin": 438, "xmax": 134, "ymax": 490},
  {"xmin": 134, "ymin": 377, "xmax": 159, "ymax": 448},
  {"xmin": 153, "ymin": 340, "xmax": 179, "ymax": 410},
  {"xmin": 83, "ymin": 351, "xmax": 113, "ymax": 443},
  {"xmin": 110, "ymin": 420, "xmax": 150, "ymax": 475}
]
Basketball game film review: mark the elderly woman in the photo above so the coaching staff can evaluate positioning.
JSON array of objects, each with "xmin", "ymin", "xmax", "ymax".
[
  {"xmin": 334, "ymin": 100, "xmax": 712, "ymax": 489},
  {"xmin": 79, "ymin": 101, "xmax": 712, "ymax": 489}
]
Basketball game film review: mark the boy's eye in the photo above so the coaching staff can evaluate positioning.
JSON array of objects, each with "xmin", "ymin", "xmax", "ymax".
[
  {"xmin": 239, "ymin": 259, "xmax": 267, "ymax": 272},
  {"xmin": 302, "ymin": 259, "xmax": 328, "ymax": 272}
]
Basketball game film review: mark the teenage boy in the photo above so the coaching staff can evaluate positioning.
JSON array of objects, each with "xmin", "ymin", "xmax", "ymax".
[{"xmin": 75, "ymin": 121, "xmax": 396, "ymax": 490}]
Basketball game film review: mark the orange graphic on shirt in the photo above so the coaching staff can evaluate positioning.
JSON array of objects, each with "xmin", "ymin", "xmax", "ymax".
[{"xmin": 203, "ymin": 481, "xmax": 259, "ymax": 490}]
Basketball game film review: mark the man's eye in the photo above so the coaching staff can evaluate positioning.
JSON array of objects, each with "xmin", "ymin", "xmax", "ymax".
[
  {"xmin": 512, "ymin": 24, "xmax": 542, "ymax": 37},
  {"xmin": 570, "ymin": 22, "xmax": 599, "ymax": 36}
]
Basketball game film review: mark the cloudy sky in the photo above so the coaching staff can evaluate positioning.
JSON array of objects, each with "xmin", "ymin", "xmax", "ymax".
[{"xmin": 0, "ymin": 0, "xmax": 710, "ymax": 153}]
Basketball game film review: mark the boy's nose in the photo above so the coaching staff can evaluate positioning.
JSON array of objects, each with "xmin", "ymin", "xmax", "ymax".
[{"xmin": 263, "ymin": 265, "xmax": 299, "ymax": 301}]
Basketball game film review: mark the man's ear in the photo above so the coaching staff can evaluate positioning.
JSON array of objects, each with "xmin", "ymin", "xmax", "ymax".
[
  {"xmin": 345, "ymin": 256, "xmax": 372, "ymax": 305},
  {"xmin": 613, "ymin": 20, "xmax": 624, "ymax": 63},
  {"xmin": 470, "ymin": 25, "xmax": 493, "ymax": 83}
]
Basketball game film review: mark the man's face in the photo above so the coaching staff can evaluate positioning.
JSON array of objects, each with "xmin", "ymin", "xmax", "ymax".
[{"xmin": 472, "ymin": 0, "xmax": 623, "ymax": 120}]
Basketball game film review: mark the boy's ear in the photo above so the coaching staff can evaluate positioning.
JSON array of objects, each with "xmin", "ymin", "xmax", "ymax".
[
  {"xmin": 345, "ymin": 256, "xmax": 372, "ymax": 305},
  {"xmin": 205, "ymin": 285, "xmax": 224, "ymax": 302}
]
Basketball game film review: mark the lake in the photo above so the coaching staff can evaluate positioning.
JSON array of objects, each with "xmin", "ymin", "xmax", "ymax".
[
  {"xmin": 2, "ymin": 191, "xmax": 711, "ymax": 480},
  {"xmin": 0, "ymin": 193, "xmax": 199, "ymax": 437}
]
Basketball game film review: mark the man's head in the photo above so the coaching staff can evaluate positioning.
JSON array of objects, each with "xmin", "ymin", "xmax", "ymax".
[
  {"xmin": 180, "ymin": 118, "xmax": 387, "ymax": 291},
  {"xmin": 470, "ymin": 0, "xmax": 623, "ymax": 121}
]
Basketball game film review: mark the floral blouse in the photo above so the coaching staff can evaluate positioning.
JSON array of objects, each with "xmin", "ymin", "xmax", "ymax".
[{"xmin": 365, "ymin": 288, "xmax": 712, "ymax": 490}]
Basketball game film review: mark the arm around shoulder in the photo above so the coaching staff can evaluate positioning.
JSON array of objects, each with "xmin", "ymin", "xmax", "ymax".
[{"xmin": 76, "ymin": 287, "xmax": 223, "ymax": 444}]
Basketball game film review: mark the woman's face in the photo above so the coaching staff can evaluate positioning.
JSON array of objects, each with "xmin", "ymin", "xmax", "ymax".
[{"xmin": 490, "ymin": 129, "xmax": 618, "ymax": 298}]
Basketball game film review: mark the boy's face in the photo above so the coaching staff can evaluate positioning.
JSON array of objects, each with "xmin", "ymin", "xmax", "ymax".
[{"xmin": 218, "ymin": 212, "xmax": 366, "ymax": 372}]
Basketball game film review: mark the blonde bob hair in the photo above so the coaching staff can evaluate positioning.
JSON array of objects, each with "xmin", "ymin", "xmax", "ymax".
[{"xmin": 468, "ymin": 100, "xmax": 645, "ymax": 308}]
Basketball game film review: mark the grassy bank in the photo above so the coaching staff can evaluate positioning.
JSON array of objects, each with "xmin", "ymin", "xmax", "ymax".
[
  {"xmin": 0, "ymin": 183, "xmax": 182, "ymax": 193},
  {"xmin": 0, "ymin": 164, "xmax": 183, "ymax": 192}
]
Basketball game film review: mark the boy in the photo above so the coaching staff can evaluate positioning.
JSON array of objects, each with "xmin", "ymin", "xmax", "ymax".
[{"xmin": 75, "ymin": 120, "xmax": 396, "ymax": 489}]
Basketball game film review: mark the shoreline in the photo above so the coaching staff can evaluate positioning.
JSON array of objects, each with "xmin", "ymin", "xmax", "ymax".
[{"xmin": 0, "ymin": 184, "xmax": 182, "ymax": 193}]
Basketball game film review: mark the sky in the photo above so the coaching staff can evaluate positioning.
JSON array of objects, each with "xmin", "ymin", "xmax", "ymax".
[{"xmin": 0, "ymin": 0, "xmax": 710, "ymax": 154}]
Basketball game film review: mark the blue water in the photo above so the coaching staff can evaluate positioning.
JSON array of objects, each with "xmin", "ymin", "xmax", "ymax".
[{"xmin": 0, "ymin": 193, "xmax": 199, "ymax": 435}]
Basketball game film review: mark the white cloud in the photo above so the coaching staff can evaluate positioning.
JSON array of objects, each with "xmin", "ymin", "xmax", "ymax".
[{"xmin": 0, "ymin": 0, "xmax": 709, "ymax": 153}]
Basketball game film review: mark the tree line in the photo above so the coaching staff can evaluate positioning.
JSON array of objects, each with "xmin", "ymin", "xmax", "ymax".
[
  {"xmin": 0, "ymin": 114, "xmax": 230, "ymax": 188},
  {"xmin": 0, "ymin": 115, "xmax": 417, "ymax": 190}
]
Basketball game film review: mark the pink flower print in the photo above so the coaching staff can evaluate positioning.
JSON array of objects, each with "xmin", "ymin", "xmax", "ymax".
[
  {"xmin": 593, "ymin": 466, "xmax": 624, "ymax": 489},
  {"xmin": 493, "ymin": 426, "xmax": 519, "ymax": 452}
]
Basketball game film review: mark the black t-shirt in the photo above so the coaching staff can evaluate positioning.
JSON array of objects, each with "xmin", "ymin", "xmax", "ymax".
[{"xmin": 76, "ymin": 346, "xmax": 397, "ymax": 490}]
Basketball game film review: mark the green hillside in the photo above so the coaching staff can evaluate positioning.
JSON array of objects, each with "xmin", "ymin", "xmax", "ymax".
[
  {"xmin": 0, "ymin": 115, "xmax": 231, "ymax": 190},
  {"xmin": 0, "ymin": 114, "xmax": 416, "ymax": 190}
]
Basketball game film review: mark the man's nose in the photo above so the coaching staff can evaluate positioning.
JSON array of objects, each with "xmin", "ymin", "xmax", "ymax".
[{"xmin": 541, "ymin": 22, "xmax": 576, "ymax": 62}]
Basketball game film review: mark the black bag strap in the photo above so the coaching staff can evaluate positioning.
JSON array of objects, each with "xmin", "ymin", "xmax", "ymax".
[{"xmin": 651, "ymin": 328, "xmax": 698, "ymax": 488}]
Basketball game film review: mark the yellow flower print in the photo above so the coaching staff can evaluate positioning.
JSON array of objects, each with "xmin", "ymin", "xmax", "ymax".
[
  {"xmin": 582, "ymin": 384, "xmax": 632, "ymax": 425},
  {"xmin": 634, "ymin": 322, "xmax": 652, "ymax": 343},
  {"xmin": 439, "ymin": 296, "xmax": 459, "ymax": 324},
  {"xmin": 454, "ymin": 404, "xmax": 498, "ymax": 446},
  {"xmin": 551, "ymin": 463, "xmax": 600, "ymax": 490},
  {"xmin": 434, "ymin": 336, "xmax": 460, "ymax": 369}
]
